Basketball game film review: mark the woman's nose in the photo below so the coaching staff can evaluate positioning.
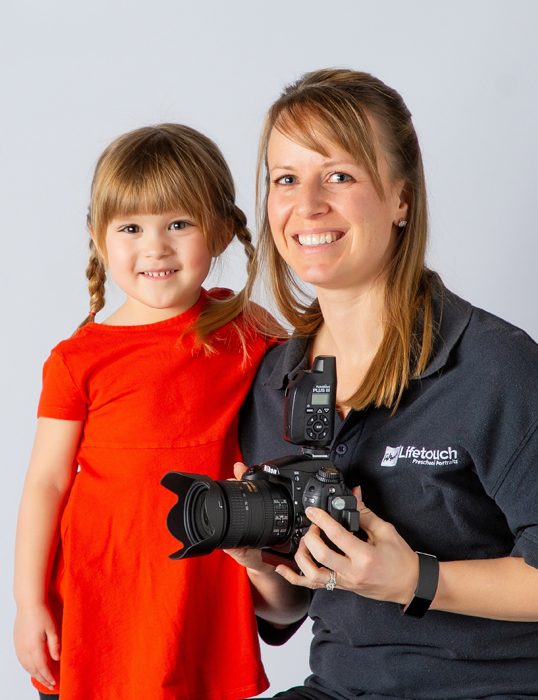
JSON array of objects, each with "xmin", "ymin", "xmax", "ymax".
[{"xmin": 294, "ymin": 182, "xmax": 330, "ymax": 219}]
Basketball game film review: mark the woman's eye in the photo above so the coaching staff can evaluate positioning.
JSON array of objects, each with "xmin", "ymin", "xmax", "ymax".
[
  {"xmin": 121, "ymin": 224, "xmax": 141, "ymax": 233},
  {"xmin": 170, "ymin": 221, "xmax": 189, "ymax": 230},
  {"xmin": 275, "ymin": 175, "xmax": 297, "ymax": 185},
  {"xmin": 328, "ymin": 172, "xmax": 353, "ymax": 183}
]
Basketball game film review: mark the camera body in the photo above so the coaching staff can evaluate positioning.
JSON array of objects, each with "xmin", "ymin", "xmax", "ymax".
[
  {"xmin": 161, "ymin": 356, "xmax": 360, "ymax": 561},
  {"xmin": 242, "ymin": 454, "xmax": 359, "ymax": 560}
]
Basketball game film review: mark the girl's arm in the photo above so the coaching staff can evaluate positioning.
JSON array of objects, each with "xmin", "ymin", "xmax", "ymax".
[
  {"xmin": 14, "ymin": 417, "xmax": 83, "ymax": 690},
  {"xmin": 223, "ymin": 462, "xmax": 311, "ymax": 628},
  {"xmin": 278, "ymin": 489, "xmax": 538, "ymax": 621}
]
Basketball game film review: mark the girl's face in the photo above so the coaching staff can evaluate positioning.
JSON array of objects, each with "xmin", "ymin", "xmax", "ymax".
[
  {"xmin": 101, "ymin": 211, "xmax": 213, "ymax": 323},
  {"xmin": 266, "ymin": 127, "xmax": 408, "ymax": 298}
]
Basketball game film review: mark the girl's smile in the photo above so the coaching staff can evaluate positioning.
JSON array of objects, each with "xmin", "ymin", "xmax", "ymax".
[
  {"xmin": 99, "ymin": 211, "xmax": 213, "ymax": 325},
  {"xmin": 140, "ymin": 269, "xmax": 178, "ymax": 278}
]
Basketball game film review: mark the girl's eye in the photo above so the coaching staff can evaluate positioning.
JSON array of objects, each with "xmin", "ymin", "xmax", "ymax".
[
  {"xmin": 274, "ymin": 175, "xmax": 297, "ymax": 185},
  {"xmin": 328, "ymin": 172, "xmax": 353, "ymax": 183},
  {"xmin": 170, "ymin": 221, "xmax": 189, "ymax": 230},
  {"xmin": 121, "ymin": 224, "xmax": 141, "ymax": 233}
]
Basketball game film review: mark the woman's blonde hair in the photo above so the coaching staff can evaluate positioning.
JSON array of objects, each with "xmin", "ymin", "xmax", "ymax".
[
  {"xmin": 79, "ymin": 123, "xmax": 255, "ymax": 345},
  {"xmin": 246, "ymin": 68, "xmax": 439, "ymax": 410}
]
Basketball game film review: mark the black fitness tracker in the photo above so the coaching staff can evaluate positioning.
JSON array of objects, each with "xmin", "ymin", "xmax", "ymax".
[{"xmin": 401, "ymin": 552, "xmax": 439, "ymax": 619}]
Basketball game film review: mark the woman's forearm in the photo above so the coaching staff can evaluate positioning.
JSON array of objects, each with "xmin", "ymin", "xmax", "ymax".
[
  {"xmin": 432, "ymin": 557, "xmax": 538, "ymax": 621},
  {"xmin": 247, "ymin": 563, "xmax": 311, "ymax": 627},
  {"xmin": 284, "ymin": 504, "xmax": 538, "ymax": 623}
]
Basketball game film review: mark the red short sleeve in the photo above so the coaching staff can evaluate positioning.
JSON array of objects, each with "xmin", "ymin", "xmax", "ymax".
[{"xmin": 37, "ymin": 350, "xmax": 88, "ymax": 420}]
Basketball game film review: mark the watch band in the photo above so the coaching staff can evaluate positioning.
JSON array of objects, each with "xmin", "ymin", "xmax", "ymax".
[{"xmin": 401, "ymin": 552, "xmax": 439, "ymax": 619}]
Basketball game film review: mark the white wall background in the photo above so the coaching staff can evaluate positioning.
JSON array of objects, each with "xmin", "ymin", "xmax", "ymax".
[{"xmin": 2, "ymin": 1, "xmax": 538, "ymax": 696}]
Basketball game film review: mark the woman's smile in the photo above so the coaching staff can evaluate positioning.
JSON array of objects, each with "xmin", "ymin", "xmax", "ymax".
[{"xmin": 293, "ymin": 229, "xmax": 347, "ymax": 247}]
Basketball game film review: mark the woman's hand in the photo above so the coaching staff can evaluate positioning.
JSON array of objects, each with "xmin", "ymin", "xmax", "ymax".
[
  {"xmin": 223, "ymin": 462, "xmax": 311, "ymax": 626},
  {"xmin": 14, "ymin": 602, "xmax": 60, "ymax": 691},
  {"xmin": 275, "ymin": 487, "xmax": 419, "ymax": 605}
]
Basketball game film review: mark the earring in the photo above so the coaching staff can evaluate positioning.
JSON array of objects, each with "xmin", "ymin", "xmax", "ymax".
[{"xmin": 398, "ymin": 219, "xmax": 407, "ymax": 228}]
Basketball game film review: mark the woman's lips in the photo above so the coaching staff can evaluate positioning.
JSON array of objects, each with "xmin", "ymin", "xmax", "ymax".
[{"xmin": 294, "ymin": 230, "xmax": 346, "ymax": 247}]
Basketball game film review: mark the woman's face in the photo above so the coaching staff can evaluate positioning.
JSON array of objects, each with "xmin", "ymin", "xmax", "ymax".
[{"xmin": 266, "ymin": 126, "xmax": 408, "ymax": 297}]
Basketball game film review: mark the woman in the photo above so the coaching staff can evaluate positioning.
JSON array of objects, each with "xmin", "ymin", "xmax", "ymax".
[{"xmin": 229, "ymin": 69, "xmax": 538, "ymax": 699}]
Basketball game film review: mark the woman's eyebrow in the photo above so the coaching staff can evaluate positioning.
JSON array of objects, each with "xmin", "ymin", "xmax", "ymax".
[
  {"xmin": 269, "ymin": 164, "xmax": 297, "ymax": 172},
  {"xmin": 269, "ymin": 159, "xmax": 359, "ymax": 172}
]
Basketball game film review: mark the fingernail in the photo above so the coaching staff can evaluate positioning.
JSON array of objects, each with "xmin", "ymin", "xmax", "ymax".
[
  {"xmin": 306, "ymin": 507, "xmax": 316, "ymax": 518},
  {"xmin": 275, "ymin": 567, "xmax": 285, "ymax": 576}
]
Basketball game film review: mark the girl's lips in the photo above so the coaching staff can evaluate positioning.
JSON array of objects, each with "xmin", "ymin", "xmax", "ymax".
[
  {"xmin": 293, "ymin": 230, "xmax": 346, "ymax": 247},
  {"xmin": 139, "ymin": 269, "xmax": 178, "ymax": 278}
]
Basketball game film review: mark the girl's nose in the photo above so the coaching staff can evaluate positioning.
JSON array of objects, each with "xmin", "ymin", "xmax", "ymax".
[
  {"xmin": 294, "ymin": 182, "xmax": 330, "ymax": 219},
  {"xmin": 143, "ymin": 231, "xmax": 173, "ymax": 258}
]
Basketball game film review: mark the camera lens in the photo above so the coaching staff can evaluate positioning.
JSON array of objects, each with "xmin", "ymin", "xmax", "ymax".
[
  {"xmin": 218, "ymin": 479, "xmax": 292, "ymax": 550},
  {"xmin": 161, "ymin": 471, "xmax": 293, "ymax": 559}
]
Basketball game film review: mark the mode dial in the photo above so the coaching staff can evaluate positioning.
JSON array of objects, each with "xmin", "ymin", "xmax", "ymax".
[{"xmin": 316, "ymin": 467, "xmax": 342, "ymax": 483}]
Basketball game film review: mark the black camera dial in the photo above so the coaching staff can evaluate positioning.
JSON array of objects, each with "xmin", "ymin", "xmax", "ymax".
[{"xmin": 315, "ymin": 467, "xmax": 341, "ymax": 483}]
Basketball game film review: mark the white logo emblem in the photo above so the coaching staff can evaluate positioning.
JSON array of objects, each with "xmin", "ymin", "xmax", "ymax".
[
  {"xmin": 381, "ymin": 445, "xmax": 402, "ymax": 467},
  {"xmin": 380, "ymin": 445, "xmax": 458, "ymax": 467}
]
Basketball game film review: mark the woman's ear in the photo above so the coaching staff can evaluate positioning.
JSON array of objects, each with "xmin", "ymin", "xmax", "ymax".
[{"xmin": 393, "ymin": 183, "xmax": 411, "ymax": 227}]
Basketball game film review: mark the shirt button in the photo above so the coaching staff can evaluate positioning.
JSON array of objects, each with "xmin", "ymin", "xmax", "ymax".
[{"xmin": 336, "ymin": 444, "xmax": 347, "ymax": 455}]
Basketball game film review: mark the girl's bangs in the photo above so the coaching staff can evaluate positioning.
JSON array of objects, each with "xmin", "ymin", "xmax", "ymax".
[{"xmin": 104, "ymin": 164, "xmax": 196, "ymax": 222}]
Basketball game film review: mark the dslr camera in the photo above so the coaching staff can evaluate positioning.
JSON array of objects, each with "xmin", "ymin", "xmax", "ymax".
[{"xmin": 161, "ymin": 356, "xmax": 359, "ymax": 563}]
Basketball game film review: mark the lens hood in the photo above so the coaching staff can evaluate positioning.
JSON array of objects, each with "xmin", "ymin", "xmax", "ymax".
[{"xmin": 160, "ymin": 472, "xmax": 227, "ymax": 559}]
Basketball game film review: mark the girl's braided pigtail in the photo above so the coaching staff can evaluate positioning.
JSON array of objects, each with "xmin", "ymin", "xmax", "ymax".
[
  {"xmin": 76, "ymin": 239, "xmax": 106, "ymax": 331},
  {"xmin": 232, "ymin": 205, "xmax": 255, "ymax": 274}
]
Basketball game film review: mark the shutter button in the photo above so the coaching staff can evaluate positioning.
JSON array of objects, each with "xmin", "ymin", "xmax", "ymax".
[{"xmin": 336, "ymin": 444, "xmax": 347, "ymax": 455}]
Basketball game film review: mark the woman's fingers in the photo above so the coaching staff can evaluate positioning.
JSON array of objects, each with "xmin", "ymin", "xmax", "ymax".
[
  {"xmin": 276, "ymin": 536, "xmax": 331, "ymax": 590},
  {"xmin": 233, "ymin": 461, "xmax": 248, "ymax": 480}
]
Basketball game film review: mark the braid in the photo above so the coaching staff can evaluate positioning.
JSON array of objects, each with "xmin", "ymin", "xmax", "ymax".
[
  {"xmin": 232, "ymin": 205, "xmax": 255, "ymax": 273},
  {"xmin": 76, "ymin": 238, "xmax": 107, "ymax": 331}
]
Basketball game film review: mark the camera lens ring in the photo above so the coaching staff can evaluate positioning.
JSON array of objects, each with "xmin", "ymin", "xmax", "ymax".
[{"xmin": 218, "ymin": 480, "xmax": 292, "ymax": 549}]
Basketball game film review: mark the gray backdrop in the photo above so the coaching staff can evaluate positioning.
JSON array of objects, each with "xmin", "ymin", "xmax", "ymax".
[{"xmin": 2, "ymin": 1, "xmax": 538, "ymax": 696}]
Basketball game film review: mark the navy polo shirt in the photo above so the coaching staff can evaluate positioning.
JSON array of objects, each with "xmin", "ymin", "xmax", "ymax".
[{"xmin": 239, "ymin": 285, "xmax": 538, "ymax": 700}]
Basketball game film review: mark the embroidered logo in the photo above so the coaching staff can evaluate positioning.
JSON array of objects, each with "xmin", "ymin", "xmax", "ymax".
[
  {"xmin": 380, "ymin": 445, "xmax": 458, "ymax": 467},
  {"xmin": 381, "ymin": 446, "xmax": 402, "ymax": 467}
]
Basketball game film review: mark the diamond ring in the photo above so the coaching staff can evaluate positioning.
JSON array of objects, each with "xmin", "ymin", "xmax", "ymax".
[{"xmin": 326, "ymin": 570, "xmax": 337, "ymax": 591}]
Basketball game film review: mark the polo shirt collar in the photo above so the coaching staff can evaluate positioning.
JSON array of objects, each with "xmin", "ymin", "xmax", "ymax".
[
  {"xmin": 417, "ymin": 285, "xmax": 472, "ymax": 379},
  {"xmin": 264, "ymin": 283, "xmax": 473, "ymax": 390}
]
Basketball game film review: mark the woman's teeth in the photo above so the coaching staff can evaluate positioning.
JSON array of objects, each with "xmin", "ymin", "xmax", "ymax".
[
  {"xmin": 142, "ymin": 270, "xmax": 174, "ymax": 277},
  {"xmin": 297, "ymin": 232, "xmax": 341, "ymax": 247}
]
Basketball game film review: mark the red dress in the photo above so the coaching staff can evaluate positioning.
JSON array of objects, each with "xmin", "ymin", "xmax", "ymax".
[{"xmin": 34, "ymin": 290, "xmax": 271, "ymax": 700}]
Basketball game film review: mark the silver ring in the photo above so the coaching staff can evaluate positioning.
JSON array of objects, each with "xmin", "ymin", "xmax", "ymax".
[{"xmin": 325, "ymin": 570, "xmax": 337, "ymax": 591}]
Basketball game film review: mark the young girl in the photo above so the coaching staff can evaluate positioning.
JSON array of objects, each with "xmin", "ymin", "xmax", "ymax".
[{"xmin": 13, "ymin": 124, "xmax": 272, "ymax": 700}]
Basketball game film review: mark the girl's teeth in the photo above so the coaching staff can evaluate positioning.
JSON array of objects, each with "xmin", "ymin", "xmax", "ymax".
[
  {"xmin": 298, "ymin": 233, "xmax": 340, "ymax": 246},
  {"xmin": 143, "ymin": 271, "xmax": 173, "ymax": 277}
]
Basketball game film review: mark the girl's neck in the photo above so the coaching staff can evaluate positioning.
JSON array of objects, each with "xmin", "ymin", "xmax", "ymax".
[
  {"xmin": 101, "ymin": 289, "xmax": 203, "ymax": 326},
  {"xmin": 310, "ymin": 282, "xmax": 386, "ymax": 416}
]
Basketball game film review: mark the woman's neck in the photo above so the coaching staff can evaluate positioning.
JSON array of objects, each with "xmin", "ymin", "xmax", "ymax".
[{"xmin": 310, "ymin": 283, "xmax": 386, "ymax": 416}]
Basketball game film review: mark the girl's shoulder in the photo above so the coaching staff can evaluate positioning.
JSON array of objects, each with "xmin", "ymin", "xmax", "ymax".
[{"xmin": 205, "ymin": 287, "xmax": 283, "ymax": 349}]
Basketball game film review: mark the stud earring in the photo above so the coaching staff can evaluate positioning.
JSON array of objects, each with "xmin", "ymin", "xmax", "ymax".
[{"xmin": 398, "ymin": 219, "xmax": 407, "ymax": 228}]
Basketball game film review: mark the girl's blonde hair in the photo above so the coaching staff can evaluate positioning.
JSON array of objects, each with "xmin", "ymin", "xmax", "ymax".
[
  {"xmin": 246, "ymin": 68, "xmax": 439, "ymax": 410},
  {"xmin": 79, "ymin": 123, "xmax": 255, "ymax": 344}
]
